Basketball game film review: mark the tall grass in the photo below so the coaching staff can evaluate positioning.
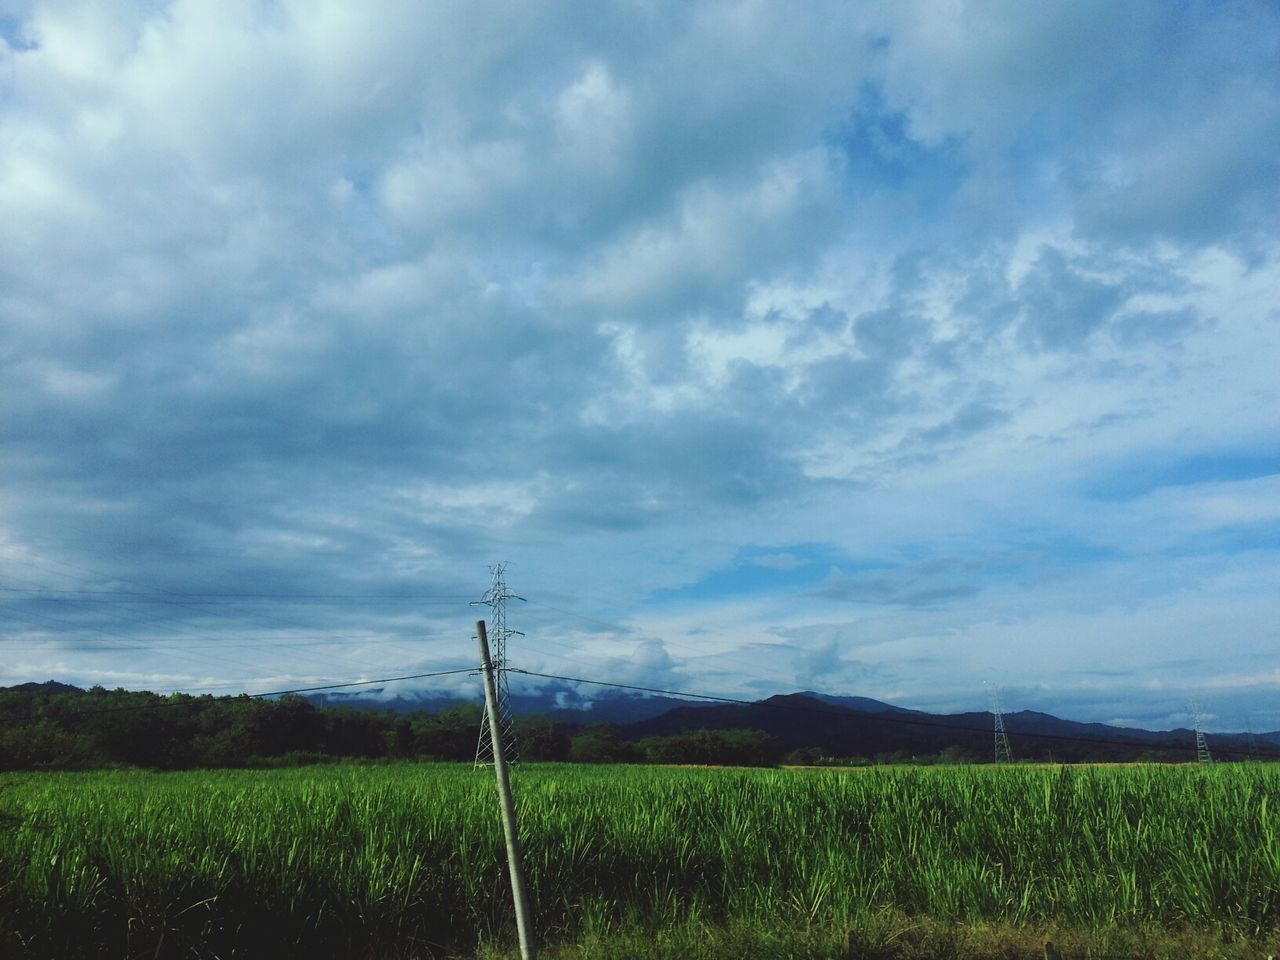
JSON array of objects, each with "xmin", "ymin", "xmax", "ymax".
[{"xmin": 1, "ymin": 763, "xmax": 1276, "ymax": 957}]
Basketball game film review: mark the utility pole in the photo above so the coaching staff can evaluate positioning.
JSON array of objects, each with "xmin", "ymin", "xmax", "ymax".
[
  {"xmin": 473, "ymin": 562, "xmax": 525, "ymax": 766},
  {"xmin": 475, "ymin": 619, "xmax": 536, "ymax": 960},
  {"xmin": 990, "ymin": 684, "xmax": 1014, "ymax": 764}
]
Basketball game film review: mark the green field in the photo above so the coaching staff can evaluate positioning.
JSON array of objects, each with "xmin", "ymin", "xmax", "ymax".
[{"xmin": 1, "ymin": 763, "xmax": 1277, "ymax": 958}]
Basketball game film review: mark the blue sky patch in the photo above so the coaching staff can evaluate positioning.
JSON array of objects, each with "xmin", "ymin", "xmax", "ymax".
[
  {"xmin": 827, "ymin": 83, "xmax": 968, "ymax": 206},
  {"xmin": 0, "ymin": 16, "xmax": 36, "ymax": 51},
  {"xmin": 646, "ymin": 544, "xmax": 851, "ymax": 605},
  {"xmin": 1085, "ymin": 447, "xmax": 1280, "ymax": 501},
  {"xmin": 2, "ymin": 2, "xmax": 1278, "ymax": 729}
]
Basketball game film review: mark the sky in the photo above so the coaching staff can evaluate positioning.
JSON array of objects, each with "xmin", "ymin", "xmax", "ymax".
[{"xmin": 2, "ymin": 1, "xmax": 1278, "ymax": 733}]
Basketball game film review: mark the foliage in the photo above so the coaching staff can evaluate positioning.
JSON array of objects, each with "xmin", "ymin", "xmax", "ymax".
[
  {"xmin": 568, "ymin": 724, "xmax": 643, "ymax": 764},
  {"xmin": 636, "ymin": 728, "xmax": 781, "ymax": 766},
  {"xmin": 0, "ymin": 686, "xmax": 770, "ymax": 770},
  {"xmin": 0, "ymin": 763, "xmax": 1277, "ymax": 958},
  {"xmin": 1, "ymin": 683, "xmax": 1240, "ymax": 773}
]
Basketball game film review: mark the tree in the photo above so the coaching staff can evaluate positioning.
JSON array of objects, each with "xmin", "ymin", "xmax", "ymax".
[
  {"xmin": 569, "ymin": 725, "xmax": 641, "ymax": 763},
  {"xmin": 517, "ymin": 717, "xmax": 571, "ymax": 761},
  {"xmin": 638, "ymin": 729, "xmax": 781, "ymax": 767}
]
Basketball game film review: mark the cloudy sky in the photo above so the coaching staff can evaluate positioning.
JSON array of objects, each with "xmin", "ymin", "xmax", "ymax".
[{"xmin": 2, "ymin": 1, "xmax": 1278, "ymax": 732}]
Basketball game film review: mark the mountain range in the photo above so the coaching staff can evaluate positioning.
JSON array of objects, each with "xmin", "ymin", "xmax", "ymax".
[
  {"xmin": 11, "ymin": 679, "xmax": 1275, "ymax": 764},
  {"xmin": 304, "ymin": 684, "xmax": 1280, "ymax": 763}
]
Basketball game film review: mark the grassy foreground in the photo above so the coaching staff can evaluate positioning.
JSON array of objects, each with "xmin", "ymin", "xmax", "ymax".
[{"xmin": 1, "ymin": 763, "xmax": 1277, "ymax": 958}]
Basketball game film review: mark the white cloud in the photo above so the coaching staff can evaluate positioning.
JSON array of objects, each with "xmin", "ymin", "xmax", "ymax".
[
  {"xmin": 554, "ymin": 60, "xmax": 632, "ymax": 172},
  {"xmin": 561, "ymin": 149, "xmax": 842, "ymax": 315},
  {"xmin": 380, "ymin": 138, "xmax": 529, "ymax": 232},
  {"xmin": 1, "ymin": 0, "xmax": 1278, "ymax": 729}
]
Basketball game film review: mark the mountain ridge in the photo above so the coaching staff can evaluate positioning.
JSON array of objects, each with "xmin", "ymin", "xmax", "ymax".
[
  {"xmin": 8, "ymin": 680, "xmax": 1276, "ymax": 762},
  {"xmin": 278, "ymin": 684, "xmax": 1280, "ymax": 760}
]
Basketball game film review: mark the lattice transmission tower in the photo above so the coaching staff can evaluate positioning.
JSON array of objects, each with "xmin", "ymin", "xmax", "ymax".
[
  {"xmin": 990, "ymin": 684, "xmax": 1014, "ymax": 764},
  {"xmin": 1244, "ymin": 716, "xmax": 1259, "ymax": 762},
  {"xmin": 473, "ymin": 563, "xmax": 525, "ymax": 767},
  {"xmin": 1191, "ymin": 702, "xmax": 1212, "ymax": 764}
]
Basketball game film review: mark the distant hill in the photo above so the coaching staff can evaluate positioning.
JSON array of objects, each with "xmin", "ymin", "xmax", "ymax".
[
  {"xmin": 10, "ymin": 680, "xmax": 86, "ymax": 696},
  {"xmin": 304, "ymin": 686, "xmax": 717, "ymax": 725},
  {"xmin": 302, "ymin": 684, "xmax": 1280, "ymax": 760},
  {"xmin": 797, "ymin": 691, "xmax": 926, "ymax": 715},
  {"xmin": 5, "ymin": 679, "xmax": 1277, "ymax": 766},
  {"xmin": 304, "ymin": 681, "xmax": 1278, "ymax": 761},
  {"xmin": 621, "ymin": 693, "xmax": 1275, "ymax": 763}
]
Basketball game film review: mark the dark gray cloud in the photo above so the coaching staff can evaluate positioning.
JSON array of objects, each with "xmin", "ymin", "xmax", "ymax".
[
  {"xmin": 0, "ymin": 2, "xmax": 1277, "ymax": 728},
  {"xmin": 914, "ymin": 401, "xmax": 1009, "ymax": 446},
  {"xmin": 1017, "ymin": 247, "xmax": 1128, "ymax": 350},
  {"xmin": 1110, "ymin": 309, "xmax": 1201, "ymax": 348},
  {"xmin": 816, "ymin": 558, "xmax": 987, "ymax": 608}
]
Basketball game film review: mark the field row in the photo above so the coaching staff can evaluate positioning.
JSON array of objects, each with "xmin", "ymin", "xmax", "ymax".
[{"xmin": 1, "ymin": 763, "xmax": 1277, "ymax": 957}]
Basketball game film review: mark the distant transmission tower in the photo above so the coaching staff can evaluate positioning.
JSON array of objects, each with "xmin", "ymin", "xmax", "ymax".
[
  {"xmin": 1244, "ymin": 716, "xmax": 1259, "ymax": 762},
  {"xmin": 473, "ymin": 563, "xmax": 525, "ymax": 767},
  {"xmin": 1191, "ymin": 702, "xmax": 1212, "ymax": 764},
  {"xmin": 990, "ymin": 684, "xmax": 1014, "ymax": 764}
]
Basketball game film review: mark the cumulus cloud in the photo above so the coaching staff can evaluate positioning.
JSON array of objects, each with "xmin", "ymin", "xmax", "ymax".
[
  {"xmin": 1, "ymin": 1, "xmax": 1277, "ymax": 729},
  {"xmin": 818, "ymin": 559, "xmax": 987, "ymax": 608},
  {"xmin": 791, "ymin": 637, "xmax": 883, "ymax": 692}
]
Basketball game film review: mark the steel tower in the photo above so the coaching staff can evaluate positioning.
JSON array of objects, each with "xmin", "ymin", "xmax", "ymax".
[
  {"xmin": 473, "ymin": 563, "xmax": 525, "ymax": 766},
  {"xmin": 990, "ymin": 684, "xmax": 1014, "ymax": 763}
]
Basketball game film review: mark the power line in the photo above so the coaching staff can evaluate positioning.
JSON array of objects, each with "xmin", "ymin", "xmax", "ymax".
[
  {"xmin": 506, "ymin": 668, "xmax": 1280, "ymax": 761},
  {"xmin": 0, "ymin": 586, "xmax": 473, "ymax": 602},
  {"xmin": 0, "ymin": 581, "xmax": 453, "ymax": 670},
  {"xmin": 472, "ymin": 563, "xmax": 524, "ymax": 766},
  {"xmin": 7, "ymin": 560, "xmax": 1273, "ymax": 759},
  {"xmin": 1191, "ymin": 701, "xmax": 1213, "ymax": 764},
  {"xmin": 513, "ymin": 599, "xmax": 1277, "ymax": 756},
  {"xmin": 0, "ymin": 603, "xmax": 430, "ymax": 689},
  {"xmin": 523, "ymin": 598, "xmax": 638, "ymax": 636},
  {"xmin": 522, "ymin": 597, "xmax": 754, "ymax": 665},
  {"xmin": 14, "ymin": 668, "xmax": 479, "ymax": 718},
  {"xmin": 0, "ymin": 606, "xmax": 308, "ymax": 683},
  {"xmin": 0, "ymin": 555, "xmax": 470, "ymax": 661},
  {"xmin": 240, "ymin": 669, "xmax": 478, "ymax": 699},
  {"xmin": 9, "ymin": 655, "xmax": 1275, "ymax": 761},
  {"xmin": 0, "ymin": 557, "xmax": 474, "ymax": 702},
  {"xmin": 509, "ymin": 670, "xmax": 749, "ymax": 706},
  {"xmin": 989, "ymin": 683, "xmax": 1014, "ymax": 763}
]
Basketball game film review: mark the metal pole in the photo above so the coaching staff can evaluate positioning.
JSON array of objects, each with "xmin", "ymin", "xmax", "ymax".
[{"xmin": 476, "ymin": 619, "xmax": 536, "ymax": 960}]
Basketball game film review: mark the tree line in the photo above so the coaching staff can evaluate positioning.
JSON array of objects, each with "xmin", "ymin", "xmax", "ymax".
[
  {"xmin": 0, "ymin": 683, "xmax": 783, "ymax": 770},
  {"xmin": 2, "ymin": 683, "xmax": 1220, "ymax": 770}
]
